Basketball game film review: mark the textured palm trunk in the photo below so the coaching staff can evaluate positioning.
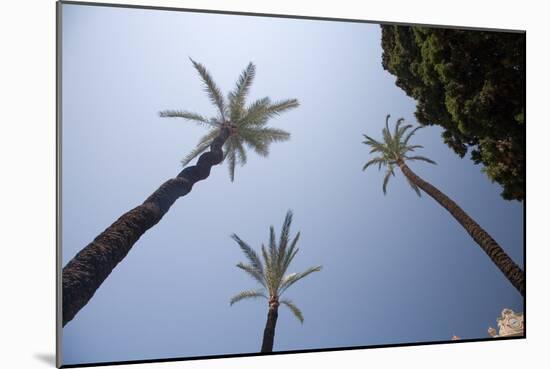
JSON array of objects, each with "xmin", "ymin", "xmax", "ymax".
[
  {"xmin": 397, "ymin": 161, "xmax": 525, "ymax": 296},
  {"xmin": 261, "ymin": 299, "xmax": 279, "ymax": 353},
  {"xmin": 62, "ymin": 127, "xmax": 231, "ymax": 326}
]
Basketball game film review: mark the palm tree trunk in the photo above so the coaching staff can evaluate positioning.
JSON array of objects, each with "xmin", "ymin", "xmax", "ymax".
[
  {"xmin": 62, "ymin": 127, "xmax": 231, "ymax": 326},
  {"xmin": 261, "ymin": 301, "xmax": 279, "ymax": 353},
  {"xmin": 397, "ymin": 161, "xmax": 524, "ymax": 296}
]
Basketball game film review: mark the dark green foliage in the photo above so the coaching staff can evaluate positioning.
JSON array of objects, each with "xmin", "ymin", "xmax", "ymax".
[{"xmin": 381, "ymin": 25, "xmax": 525, "ymax": 200}]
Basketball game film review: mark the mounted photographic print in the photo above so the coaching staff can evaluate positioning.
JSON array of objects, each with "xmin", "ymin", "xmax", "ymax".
[{"xmin": 57, "ymin": 1, "xmax": 526, "ymax": 367}]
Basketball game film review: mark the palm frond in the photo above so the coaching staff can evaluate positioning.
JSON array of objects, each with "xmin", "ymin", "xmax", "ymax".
[
  {"xmin": 231, "ymin": 233, "xmax": 263, "ymax": 273},
  {"xmin": 362, "ymin": 135, "xmax": 386, "ymax": 154},
  {"xmin": 406, "ymin": 155, "xmax": 437, "ymax": 165},
  {"xmin": 180, "ymin": 127, "xmax": 223, "ymax": 167},
  {"xmin": 261, "ymin": 244, "xmax": 276, "ymax": 295},
  {"xmin": 363, "ymin": 157, "xmax": 385, "ymax": 171},
  {"xmin": 264, "ymin": 99, "xmax": 300, "ymax": 118},
  {"xmin": 279, "ymin": 265, "xmax": 322, "ymax": 295},
  {"xmin": 385, "ymin": 114, "xmax": 391, "ymax": 134},
  {"xmin": 403, "ymin": 144, "xmax": 424, "ymax": 152},
  {"xmin": 158, "ymin": 110, "xmax": 220, "ymax": 128},
  {"xmin": 382, "ymin": 125, "xmax": 392, "ymax": 147},
  {"xmin": 382, "ymin": 167, "xmax": 395, "ymax": 195},
  {"xmin": 278, "ymin": 210, "xmax": 293, "ymax": 264},
  {"xmin": 281, "ymin": 232, "xmax": 300, "ymax": 275},
  {"xmin": 396, "ymin": 124, "xmax": 413, "ymax": 142},
  {"xmin": 268, "ymin": 225, "xmax": 278, "ymax": 272},
  {"xmin": 403, "ymin": 126, "xmax": 422, "ymax": 146},
  {"xmin": 240, "ymin": 131, "xmax": 270, "ymax": 157},
  {"xmin": 180, "ymin": 140, "xmax": 211, "ymax": 167},
  {"xmin": 228, "ymin": 62, "xmax": 256, "ymax": 122},
  {"xmin": 226, "ymin": 148, "xmax": 237, "ymax": 182},
  {"xmin": 255, "ymin": 127, "xmax": 291, "ymax": 143},
  {"xmin": 280, "ymin": 299, "xmax": 304, "ymax": 324},
  {"xmin": 394, "ymin": 117, "xmax": 405, "ymax": 138},
  {"xmin": 229, "ymin": 289, "xmax": 267, "ymax": 305},
  {"xmin": 406, "ymin": 177, "xmax": 422, "ymax": 197},
  {"xmin": 261, "ymin": 244, "xmax": 271, "ymax": 271},
  {"xmin": 239, "ymin": 97, "xmax": 272, "ymax": 126},
  {"xmin": 189, "ymin": 58, "xmax": 226, "ymax": 120},
  {"xmin": 234, "ymin": 139, "xmax": 248, "ymax": 166},
  {"xmin": 236, "ymin": 263, "xmax": 266, "ymax": 287}
]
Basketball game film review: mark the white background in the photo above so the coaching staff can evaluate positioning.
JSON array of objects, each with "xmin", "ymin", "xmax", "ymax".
[{"xmin": 0, "ymin": 0, "xmax": 547, "ymax": 368}]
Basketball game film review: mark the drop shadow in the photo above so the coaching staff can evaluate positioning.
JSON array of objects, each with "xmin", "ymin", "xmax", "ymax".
[{"xmin": 34, "ymin": 353, "xmax": 56, "ymax": 366}]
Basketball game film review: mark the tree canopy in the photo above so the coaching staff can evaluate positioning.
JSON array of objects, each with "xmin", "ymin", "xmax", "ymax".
[
  {"xmin": 362, "ymin": 115, "xmax": 436, "ymax": 196},
  {"xmin": 380, "ymin": 25, "xmax": 525, "ymax": 201},
  {"xmin": 230, "ymin": 210, "xmax": 322, "ymax": 324},
  {"xmin": 160, "ymin": 59, "xmax": 299, "ymax": 181}
]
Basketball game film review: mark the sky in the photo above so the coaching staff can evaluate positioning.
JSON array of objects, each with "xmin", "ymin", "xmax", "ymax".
[{"xmin": 61, "ymin": 3, "xmax": 524, "ymax": 366}]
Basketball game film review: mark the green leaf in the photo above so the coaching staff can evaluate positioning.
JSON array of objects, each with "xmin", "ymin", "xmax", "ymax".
[
  {"xmin": 265, "ymin": 99, "xmax": 300, "ymax": 117},
  {"xmin": 406, "ymin": 155, "xmax": 437, "ymax": 164},
  {"xmin": 281, "ymin": 299, "xmax": 304, "ymax": 323},
  {"xmin": 278, "ymin": 210, "xmax": 293, "ymax": 267},
  {"xmin": 158, "ymin": 110, "xmax": 220, "ymax": 128},
  {"xmin": 189, "ymin": 58, "xmax": 227, "ymax": 120},
  {"xmin": 229, "ymin": 289, "xmax": 267, "ymax": 305},
  {"xmin": 279, "ymin": 265, "xmax": 322, "ymax": 295},
  {"xmin": 229, "ymin": 62, "xmax": 256, "ymax": 122},
  {"xmin": 226, "ymin": 148, "xmax": 237, "ymax": 182},
  {"xmin": 363, "ymin": 157, "xmax": 384, "ymax": 171},
  {"xmin": 281, "ymin": 232, "xmax": 300, "ymax": 275},
  {"xmin": 382, "ymin": 169, "xmax": 393, "ymax": 195},
  {"xmin": 236, "ymin": 263, "xmax": 266, "ymax": 287},
  {"xmin": 231, "ymin": 233, "xmax": 263, "ymax": 274},
  {"xmin": 406, "ymin": 177, "xmax": 422, "ymax": 197},
  {"xmin": 180, "ymin": 140, "xmax": 211, "ymax": 167},
  {"xmin": 403, "ymin": 126, "xmax": 422, "ymax": 146}
]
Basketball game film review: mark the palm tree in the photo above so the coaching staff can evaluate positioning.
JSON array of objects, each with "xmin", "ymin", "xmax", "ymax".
[
  {"xmin": 160, "ymin": 59, "xmax": 298, "ymax": 181},
  {"xmin": 230, "ymin": 210, "xmax": 322, "ymax": 352},
  {"xmin": 62, "ymin": 60, "xmax": 299, "ymax": 326},
  {"xmin": 362, "ymin": 115, "xmax": 524, "ymax": 296}
]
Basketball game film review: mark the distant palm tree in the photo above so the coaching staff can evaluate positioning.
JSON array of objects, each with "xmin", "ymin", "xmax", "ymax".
[
  {"xmin": 230, "ymin": 210, "xmax": 322, "ymax": 352},
  {"xmin": 362, "ymin": 115, "xmax": 524, "ymax": 296},
  {"xmin": 62, "ymin": 60, "xmax": 299, "ymax": 326}
]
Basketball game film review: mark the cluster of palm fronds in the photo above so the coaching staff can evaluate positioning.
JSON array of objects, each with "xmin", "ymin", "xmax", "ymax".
[
  {"xmin": 160, "ymin": 59, "xmax": 299, "ymax": 181},
  {"xmin": 362, "ymin": 114, "xmax": 435, "ymax": 195},
  {"xmin": 230, "ymin": 210, "xmax": 322, "ymax": 323}
]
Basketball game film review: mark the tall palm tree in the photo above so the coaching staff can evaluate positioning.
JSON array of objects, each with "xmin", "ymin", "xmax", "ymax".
[
  {"xmin": 62, "ymin": 60, "xmax": 299, "ymax": 326},
  {"xmin": 230, "ymin": 210, "xmax": 322, "ymax": 352},
  {"xmin": 362, "ymin": 115, "xmax": 524, "ymax": 296}
]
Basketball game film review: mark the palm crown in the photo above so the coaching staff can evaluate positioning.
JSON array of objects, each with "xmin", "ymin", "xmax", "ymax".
[
  {"xmin": 362, "ymin": 114, "xmax": 436, "ymax": 195},
  {"xmin": 159, "ymin": 59, "xmax": 299, "ymax": 181},
  {"xmin": 230, "ymin": 210, "xmax": 322, "ymax": 323}
]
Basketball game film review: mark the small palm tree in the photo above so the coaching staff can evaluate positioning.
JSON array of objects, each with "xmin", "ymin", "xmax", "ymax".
[
  {"xmin": 230, "ymin": 210, "xmax": 322, "ymax": 352},
  {"xmin": 160, "ymin": 59, "xmax": 299, "ymax": 181},
  {"xmin": 62, "ymin": 60, "xmax": 299, "ymax": 326},
  {"xmin": 362, "ymin": 115, "xmax": 524, "ymax": 296}
]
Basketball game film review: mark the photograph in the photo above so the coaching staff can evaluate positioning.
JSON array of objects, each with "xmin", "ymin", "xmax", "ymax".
[{"xmin": 58, "ymin": 1, "xmax": 525, "ymax": 367}]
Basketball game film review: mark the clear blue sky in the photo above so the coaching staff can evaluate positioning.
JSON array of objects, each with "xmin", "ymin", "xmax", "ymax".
[{"xmin": 61, "ymin": 3, "xmax": 524, "ymax": 366}]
